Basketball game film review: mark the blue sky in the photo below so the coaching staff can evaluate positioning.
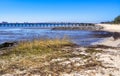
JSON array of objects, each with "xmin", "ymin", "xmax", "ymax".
[{"xmin": 0, "ymin": 0, "xmax": 120, "ymax": 23}]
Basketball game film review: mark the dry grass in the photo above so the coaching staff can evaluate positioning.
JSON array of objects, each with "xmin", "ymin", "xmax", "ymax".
[
  {"xmin": 0, "ymin": 38, "xmax": 75, "ymax": 75},
  {"xmin": 85, "ymin": 48, "xmax": 103, "ymax": 54},
  {"xmin": 0, "ymin": 38, "xmax": 104, "ymax": 75},
  {"xmin": 1, "ymin": 37, "xmax": 73, "ymax": 56}
]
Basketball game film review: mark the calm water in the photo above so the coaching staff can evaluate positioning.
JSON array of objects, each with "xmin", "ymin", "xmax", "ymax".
[{"xmin": 0, "ymin": 27, "xmax": 105, "ymax": 46}]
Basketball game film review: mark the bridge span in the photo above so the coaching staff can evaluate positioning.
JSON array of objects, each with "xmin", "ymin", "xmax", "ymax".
[{"xmin": 0, "ymin": 23, "xmax": 95, "ymax": 28}]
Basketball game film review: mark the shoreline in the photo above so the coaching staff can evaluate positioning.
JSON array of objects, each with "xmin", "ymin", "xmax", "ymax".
[{"xmin": 92, "ymin": 24, "xmax": 120, "ymax": 47}]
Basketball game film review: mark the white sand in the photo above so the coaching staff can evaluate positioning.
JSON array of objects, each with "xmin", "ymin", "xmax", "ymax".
[
  {"xmin": 90, "ymin": 24, "xmax": 120, "ymax": 76},
  {"xmin": 94, "ymin": 24, "xmax": 120, "ymax": 47},
  {"xmin": 96, "ymin": 24, "xmax": 120, "ymax": 32}
]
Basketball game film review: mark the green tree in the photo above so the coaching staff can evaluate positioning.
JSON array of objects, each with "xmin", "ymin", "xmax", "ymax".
[{"xmin": 114, "ymin": 15, "xmax": 120, "ymax": 24}]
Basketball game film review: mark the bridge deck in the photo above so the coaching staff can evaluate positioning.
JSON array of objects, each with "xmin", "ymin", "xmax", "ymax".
[{"xmin": 0, "ymin": 23, "xmax": 95, "ymax": 28}]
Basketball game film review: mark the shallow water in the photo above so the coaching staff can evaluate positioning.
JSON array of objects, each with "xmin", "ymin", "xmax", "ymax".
[{"xmin": 0, "ymin": 27, "xmax": 107, "ymax": 46}]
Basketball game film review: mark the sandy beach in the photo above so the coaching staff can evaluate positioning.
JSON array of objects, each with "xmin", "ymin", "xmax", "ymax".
[
  {"xmin": 93, "ymin": 24, "xmax": 120, "ymax": 47},
  {"xmin": 57, "ymin": 24, "xmax": 120, "ymax": 76},
  {"xmin": 96, "ymin": 24, "xmax": 120, "ymax": 32}
]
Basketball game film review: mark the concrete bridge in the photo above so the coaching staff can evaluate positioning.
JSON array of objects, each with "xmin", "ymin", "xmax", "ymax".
[{"xmin": 0, "ymin": 23, "xmax": 95, "ymax": 28}]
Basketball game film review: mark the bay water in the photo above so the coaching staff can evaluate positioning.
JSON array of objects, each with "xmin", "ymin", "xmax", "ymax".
[{"xmin": 0, "ymin": 27, "xmax": 106, "ymax": 46}]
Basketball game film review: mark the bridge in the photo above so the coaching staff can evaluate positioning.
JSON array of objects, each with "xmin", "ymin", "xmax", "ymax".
[{"xmin": 0, "ymin": 23, "xmax": 95, "ymax": 28}]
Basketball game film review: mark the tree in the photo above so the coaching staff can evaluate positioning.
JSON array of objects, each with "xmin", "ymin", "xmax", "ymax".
[{"xmin": 114, "ymin": 15, "xmax": 120, "ymax": 24}]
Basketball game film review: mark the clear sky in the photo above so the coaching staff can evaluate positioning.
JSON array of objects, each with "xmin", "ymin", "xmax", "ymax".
[{"xmin": 0, "ymin": 0, "xmax": 120, "ymax": 23}]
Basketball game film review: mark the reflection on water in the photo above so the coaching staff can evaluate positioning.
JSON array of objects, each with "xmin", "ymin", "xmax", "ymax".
[{"xmin": 0, "ymin": 28, "xmax": 105, "ymax": 46}]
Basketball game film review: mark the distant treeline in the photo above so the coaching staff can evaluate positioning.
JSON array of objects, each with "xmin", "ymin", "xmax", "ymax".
[{"xmin": 101, "ymin": 15, "xmax": 120, "ymax": 24}]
